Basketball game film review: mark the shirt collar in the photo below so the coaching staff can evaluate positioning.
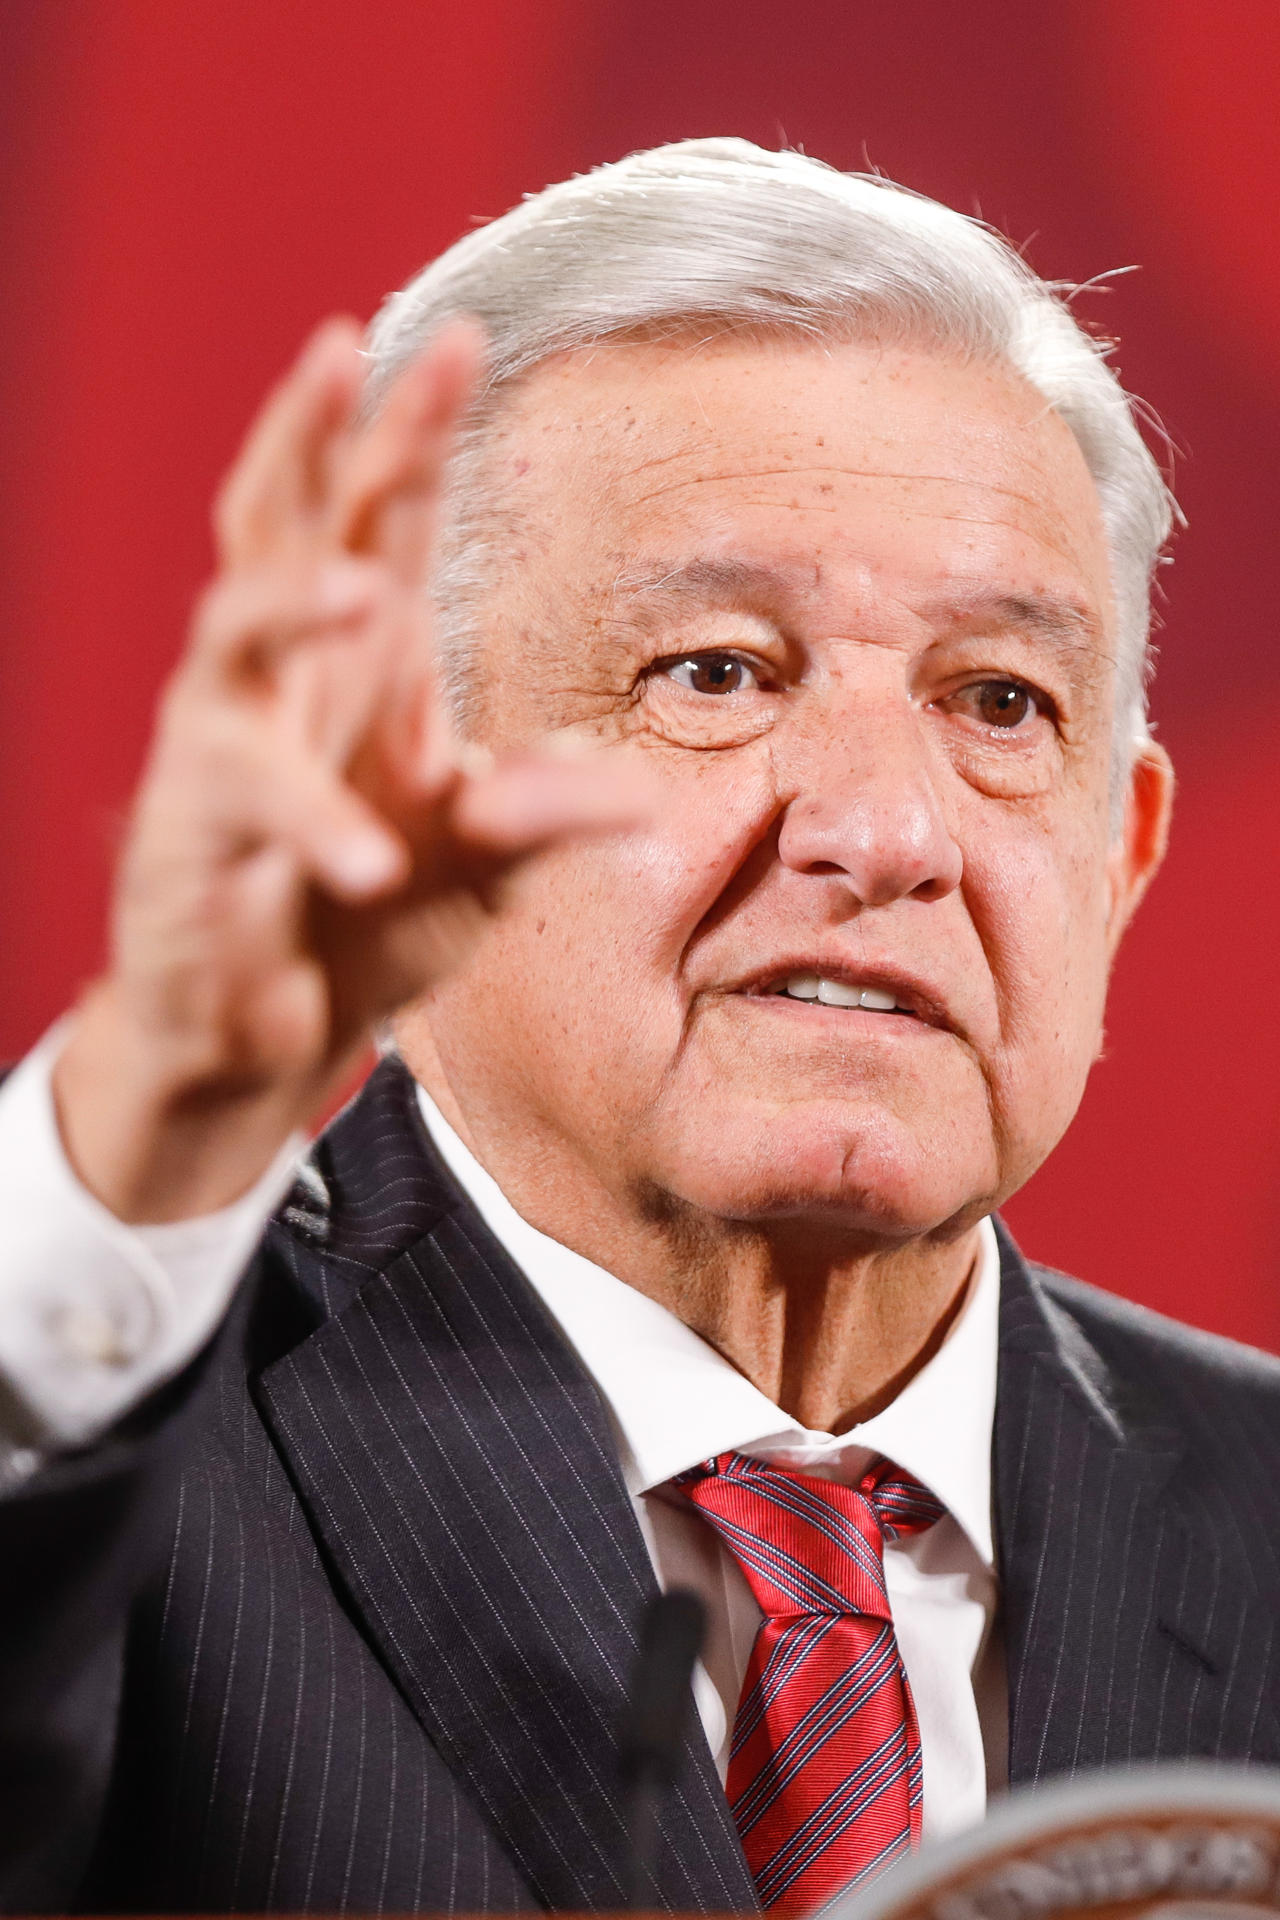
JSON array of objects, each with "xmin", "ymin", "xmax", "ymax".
[{"xmin": 416, "ymin": 1085, "xmax": 998, "ymax": 1571}]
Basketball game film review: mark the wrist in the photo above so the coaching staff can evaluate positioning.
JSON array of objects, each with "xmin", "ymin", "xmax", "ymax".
[{"xmin": 53, "ymin": 982, "xmax": 320, "ymax": 1223}]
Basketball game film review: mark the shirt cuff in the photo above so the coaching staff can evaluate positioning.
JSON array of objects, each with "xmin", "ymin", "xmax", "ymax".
[{"xmin": 0, "ymin": 1023, "xmax": 304, "ymax": 1474}]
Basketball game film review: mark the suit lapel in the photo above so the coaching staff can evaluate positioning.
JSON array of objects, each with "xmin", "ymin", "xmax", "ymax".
[
  {"xmin": 994, "ymin": 1226, "xmax": 1280, "ymax": 1783},
  {"xmin": 255, "ymin": 1061, "xmax": 755, "ymax": 1914},
  {"xmin": 254, "ymin": 1061, "xmax": 1280, "ymax": 1892}
]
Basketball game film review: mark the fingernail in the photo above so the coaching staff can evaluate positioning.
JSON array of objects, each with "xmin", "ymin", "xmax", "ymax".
[
  {"xmin": 331, "ymin": 833, "xmax": 401, "ymax": 892},
  {"xmin": 309, "ymin": 315, "xmax": 359, "ymax": 362}
]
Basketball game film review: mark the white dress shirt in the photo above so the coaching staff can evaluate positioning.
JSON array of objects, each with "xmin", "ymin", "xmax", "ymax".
[
  {"xmin": 0, "ymin": 1028, "xmax": 302, "ymax": 1473},
  {"xmin": 418, "ymin": 1090, "xmax": 1005, "ymax": 1840},
  {"xmin": 0, "ymin": 1033, "xmax": 1005, "ymax": 1837}
]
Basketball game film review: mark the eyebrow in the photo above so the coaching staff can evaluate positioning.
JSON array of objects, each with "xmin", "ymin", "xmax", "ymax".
[
  {"xmin": 922, "ymin": 588, "xmax": 1105, "ymax": 653},
  {"xmin": 609, "ymin": 559, "xmax": 1104, "ymax": 652},
  {"xmin": 610, "ymin": 556, "xmax": 805, "ymax": 609}
]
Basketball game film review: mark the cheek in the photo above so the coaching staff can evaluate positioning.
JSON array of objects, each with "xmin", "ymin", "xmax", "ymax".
[
  {"xmin": 452, "ymin": 748, "xmax": 782, "ymax": 1091},
  {"xmin": 526, "ymin": 747, "xmax": 782, "ymax": 972},
  {"xmin": 970, "ymin": 816, "xmax": 1115, "ymax": 1111}
]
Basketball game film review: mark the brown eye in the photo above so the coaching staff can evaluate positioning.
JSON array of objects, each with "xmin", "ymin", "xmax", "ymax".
[
  {"xmin": 971, "ymin": 681, "xmax": 1035, "ymax": 729},
  {"xmin": 663, "ymin": 653, "xmax": 758, "ymax": 696}
]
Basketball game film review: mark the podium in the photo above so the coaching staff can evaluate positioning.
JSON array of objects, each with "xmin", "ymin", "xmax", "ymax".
[{"xmin": 830, "ymin": 1765, "xmax": 1280, "ymax": 1920}]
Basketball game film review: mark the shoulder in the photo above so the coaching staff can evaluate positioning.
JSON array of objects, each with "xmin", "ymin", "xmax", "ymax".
[{"xmin": 1027, "ymin": 1257, "xmax": 1280, "ymax": 1445}]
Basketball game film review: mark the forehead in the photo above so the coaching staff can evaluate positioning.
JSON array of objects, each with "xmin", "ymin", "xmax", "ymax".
[{"xmin": 489, "ymin": 336, "xmax": 1113, "ymax": 633}]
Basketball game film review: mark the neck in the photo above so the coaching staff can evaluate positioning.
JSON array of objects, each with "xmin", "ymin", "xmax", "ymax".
[
  {"xmin": 406, "ymin": 1045, "xmax": 980, "ymax": 1433},
  {"xmin": 633, "ymin": 1218, "xmax": 978, "ymax": 1429}
]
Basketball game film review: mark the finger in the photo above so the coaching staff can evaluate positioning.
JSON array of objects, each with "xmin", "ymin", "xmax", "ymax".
[
  {"xmin": 227, "ymin": 735, "xmax": 411, "ymax": 899},
  {"xmin": 353, "ymin": 582, "xmax": 457, "ymax": 800},
  {"xmin": 447, "ymin": 752, "xmax": 660, "ymax": 855},
  {"xmin": 214, "ymin": 317, "xmax": 365, "ymax": 569},
  {"xmin": 332, "ymin": 318, "xmax": 484, "ymax": 581},
  {"xmin": 187, "ymin": 557, "xmax": 387, "ymax": 684},
  {"xmin": 235, "ymin": 956, "xmax": 333, "ymax": 1076},
  {"xmin": 256, "ymin": 573, "xmax": 446, "ymax": 784},
  {"xmin": 145, "ymin": 709, "xmax": 412, "ymax": 903}
]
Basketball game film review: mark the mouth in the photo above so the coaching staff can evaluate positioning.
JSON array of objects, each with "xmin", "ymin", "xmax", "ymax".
[{"xmin": 732, "ymin": 964, "xmax": 952, "ymax": 1030}]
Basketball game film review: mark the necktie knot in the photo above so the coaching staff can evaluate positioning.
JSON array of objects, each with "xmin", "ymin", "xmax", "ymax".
[
  {"xmin": 670, "ymin": 1450, "xmax": 946, "ymax": 1910},
  {"xmin": 673, "ymin": 1450, "xmax": 943, "ymax": 1623}
]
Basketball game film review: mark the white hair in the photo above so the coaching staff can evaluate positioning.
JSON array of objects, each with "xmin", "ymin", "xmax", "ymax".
[{"xmin": 366, "ymin": 137, "xmax": 1176, "ymax": 781}]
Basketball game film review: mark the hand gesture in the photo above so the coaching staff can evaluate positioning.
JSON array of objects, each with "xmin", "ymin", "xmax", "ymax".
[{"xmin": 54, "ymin": 319, "xmax": 648, "ymax": 1220}]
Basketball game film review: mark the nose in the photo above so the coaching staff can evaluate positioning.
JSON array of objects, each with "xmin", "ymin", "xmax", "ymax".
[{"xmin": 775, "ymin": 704, "xmax": 964, "ymax": 907}]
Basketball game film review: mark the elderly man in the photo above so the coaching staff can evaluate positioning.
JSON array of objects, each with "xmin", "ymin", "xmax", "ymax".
[{"xmin": 3, "ymin": 138, "xmax": 1280, "ymax": 1917}]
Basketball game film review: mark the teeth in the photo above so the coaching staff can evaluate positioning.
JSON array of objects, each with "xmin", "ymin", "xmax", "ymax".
[
  {"xmin": 859, "ymin": 986, "xmax": 898, "ymax": 1012},
  {"xmin": 779, "ymin": 975, "xmax": 902, "ymax": 1011}
]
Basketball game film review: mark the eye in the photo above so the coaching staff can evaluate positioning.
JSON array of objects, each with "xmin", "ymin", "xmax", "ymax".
[
  {"xmin": 660, "ymin": 652, "xmax": 761, "ymax": 697},
  {"xmin": 945, "ymin": 678, "xmax": 1048, "ymax": 732}
]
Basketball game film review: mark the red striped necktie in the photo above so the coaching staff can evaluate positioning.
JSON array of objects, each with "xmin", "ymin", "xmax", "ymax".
[{"xmin": 673, "ymin": 1450, "xmax": 944, "ymax": 1915}]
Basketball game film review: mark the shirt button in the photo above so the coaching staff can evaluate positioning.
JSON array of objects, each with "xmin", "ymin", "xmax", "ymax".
[{"xmin": 52, "ymin": 1302, "xmax": 138, "ymax": 1367}]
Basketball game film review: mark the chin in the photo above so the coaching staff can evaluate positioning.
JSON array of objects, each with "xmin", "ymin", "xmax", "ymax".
[{"xmin": 652, "ymin": 1099, "xmax": 996, "ymax": 1241}]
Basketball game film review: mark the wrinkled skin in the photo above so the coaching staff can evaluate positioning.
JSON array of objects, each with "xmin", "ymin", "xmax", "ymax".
[
  {"xmin": 398, "ymin": 337, "xmax": 1172, "ymax": 1423},
  {"xmin": 53, "ymin": 323, "xmax": 652, "ymax": 1229}
]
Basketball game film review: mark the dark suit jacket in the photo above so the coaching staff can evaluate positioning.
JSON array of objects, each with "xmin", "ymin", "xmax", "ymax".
[{"xmin": 4, "ymin": 1056, "xmax": 1280, "ymax": 1914}]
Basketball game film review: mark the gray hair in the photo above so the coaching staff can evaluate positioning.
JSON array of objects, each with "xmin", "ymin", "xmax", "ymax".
[{"xmin": 366, "ymin": 137, "xmax": 1176, "ymax": 779}]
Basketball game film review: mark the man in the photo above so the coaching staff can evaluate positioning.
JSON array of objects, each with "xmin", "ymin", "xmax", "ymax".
[{"xmin": 3, "ymin": 136, "xmax": 1280, "ymax": 1917}]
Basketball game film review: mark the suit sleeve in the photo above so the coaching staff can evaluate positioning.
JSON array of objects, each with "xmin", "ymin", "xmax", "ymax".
[
  {"xmin": 0, "ymin": 1040, "xmax": 295, "ymax": 1910},
  {"xmin": 0, "ymin": 1275, "xmax": 261, "ymax": 1911}
]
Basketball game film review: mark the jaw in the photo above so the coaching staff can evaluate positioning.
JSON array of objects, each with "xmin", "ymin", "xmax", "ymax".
[
  {"xmin": 632, "ymin": 1006, "xmax": 1007, "ymax": 1239},
  {"xmin": 407, "ymin": 945, "xmax": 1076, "ymax": 1253}
]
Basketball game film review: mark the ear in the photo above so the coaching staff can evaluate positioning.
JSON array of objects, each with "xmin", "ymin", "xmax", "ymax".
[{"xmin": 1105, "ymin": 737, "xmax": 1174, "ymax": 958}]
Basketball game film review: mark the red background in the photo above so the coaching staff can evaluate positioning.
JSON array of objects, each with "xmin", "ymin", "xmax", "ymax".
[{"xmin": 4, "ymin": 3, "xmax": 1279, "ymax": 1346}]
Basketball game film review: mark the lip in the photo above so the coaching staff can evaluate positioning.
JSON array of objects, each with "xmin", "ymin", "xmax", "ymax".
[{"xmin": 724, "ymin": 958, "xmax": 958, "ymax": 1032}]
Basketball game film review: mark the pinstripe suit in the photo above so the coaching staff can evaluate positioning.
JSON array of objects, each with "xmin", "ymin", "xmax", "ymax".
[{"xmin": 4, "ymin": 1054, "xmax": 1280, "ymax": 1914}]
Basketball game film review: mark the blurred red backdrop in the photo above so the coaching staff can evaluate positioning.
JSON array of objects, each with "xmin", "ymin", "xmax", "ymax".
[{"xmin": 3, "ymin": 1, "xmax": 1278, "ymax": 1345}]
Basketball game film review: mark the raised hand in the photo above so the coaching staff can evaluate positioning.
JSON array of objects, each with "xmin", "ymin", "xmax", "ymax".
[{"xmin": 53, "ymin": 318, "xmax": 649, "ymax": 1221}]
